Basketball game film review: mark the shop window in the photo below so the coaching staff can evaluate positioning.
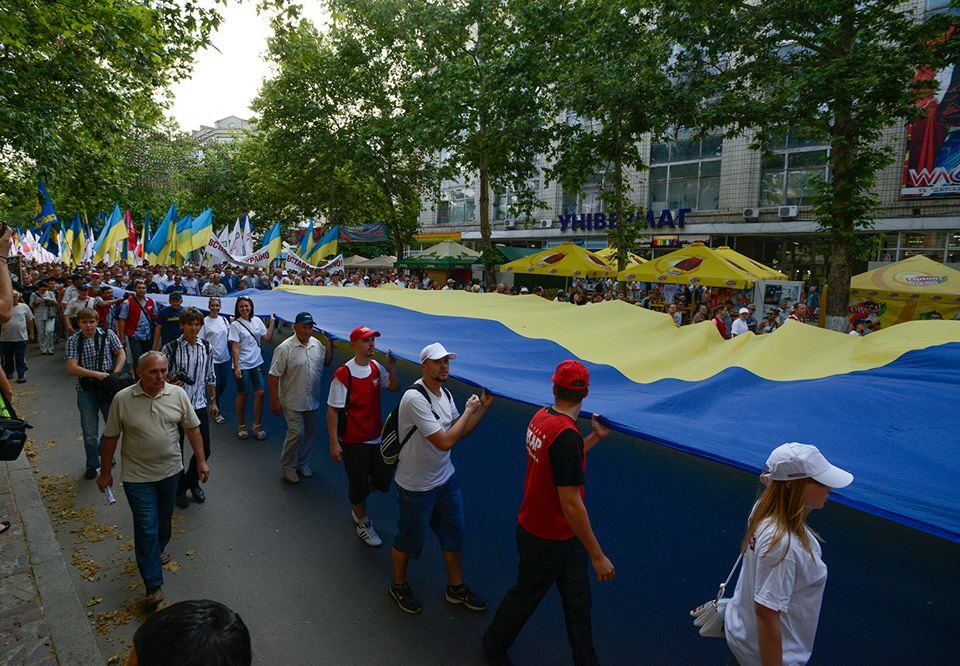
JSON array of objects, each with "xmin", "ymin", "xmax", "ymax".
[
  {"xmin": 760, "ymin": 145, "xmax": 830, "ymax": 207},
  {"xmin": 902, "ymin": 231, "xmax": 947, "ymax": 250}
]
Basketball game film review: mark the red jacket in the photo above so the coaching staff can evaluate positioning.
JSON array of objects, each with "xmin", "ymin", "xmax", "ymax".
[{"xmin": 123, "ymin": 295, "xmax": 157, "ymax": 339}]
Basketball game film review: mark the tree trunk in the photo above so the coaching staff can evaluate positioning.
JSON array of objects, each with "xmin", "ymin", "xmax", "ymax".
[
  {"xmin": 823, "ymin": 9, "xmax": 857, "ymax": 332},
  {"xmin": 478, "ymin": 154, "xmax": 495, "ymax": 287},
  {"xmin": 824, "ymin": 235, "xmax": 852, "ymax": 332}
]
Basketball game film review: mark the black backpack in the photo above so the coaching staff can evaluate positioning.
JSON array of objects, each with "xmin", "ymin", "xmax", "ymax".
[{"xmin": 380, "ymin": 383, "xmax": 452, "ymax": 465}]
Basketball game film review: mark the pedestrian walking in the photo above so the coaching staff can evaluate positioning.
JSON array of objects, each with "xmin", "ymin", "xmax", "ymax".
[
  {"xmin": 29, "ymin": 280, "xmax": 58, "ymax": 354},
  {"xmin": 724, "ymin": 443, "xmax": 853, "ymax": 666},
  {"xmin": 97, "ymin": 351, "xmax": 208, "ymax": 606},
  {"xmin": 116, "ymin": 280, "xmax": 158, "ymax": 377},
  {"xmin": 200, "ymin": 296, "xmax": 231, "ymax": 424},
  {"xmin": 153, "ymin": 291, "xmax": 185, "ymax": 350},
  {"xmin": 326, "ymin": 325, "xmax": 398, "ymax": 546},
  {"xmin": 0, "ymin": 291, "xmax": 34, "ymax": 383},
  {"xmin": 483, "ymin": 360, "xmax": 614, "ymax": 666},
  {"xmin": 65, "ymin": 308, "xmax": 127, "ymax": 479},
  {"xmin": 228, "ymin": 296, "xmax": 275, "ymax": 440},
  {"xmin": 389, "ymin": 342, "xmax": 493, "ymax": 615},
  {"xmin": 267, "ymin": 311, "xmax": 333, "ymax": 484},
  {"xmin": 731, "ymin": 307, "xmax": 751, "ymax": 337},
  {"xmin": 161, "ymin": 308, "xmax": 219, "ymax": 508}
]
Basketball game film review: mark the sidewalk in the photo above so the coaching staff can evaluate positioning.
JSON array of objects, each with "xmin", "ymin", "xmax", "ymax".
[{"xmin": 1, "ymin": 449, "xmax": 102, "ymax": 665}]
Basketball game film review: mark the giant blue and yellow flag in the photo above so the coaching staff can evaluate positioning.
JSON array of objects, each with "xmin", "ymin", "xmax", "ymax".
[
  {"xmin": 92, "ymin": 205, "xmax": 125, "ymax": 263},
  {"xmin": 306, "ymin": 226, "xmax": 338, "ymax": 265}
]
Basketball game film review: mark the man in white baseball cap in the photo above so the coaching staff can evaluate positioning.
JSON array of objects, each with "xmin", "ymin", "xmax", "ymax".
[
  {"xmin": 389, "ymin": 342, "xmax": 493, "ymax": 615},
  {"xmin": 730, "ymin": 307, "xmax": 752, "ymax": 337}
]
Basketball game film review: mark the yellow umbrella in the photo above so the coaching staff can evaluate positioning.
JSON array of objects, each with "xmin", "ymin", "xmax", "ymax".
[
  {"xmin": 500, "ymin": 242, "xmax": 612, "ymax": 278},
  {"xmin": 713, "ymin": 246, "xmax": 787, "ymax": 280},
  {"xmin": 594, "ymin": 246, "xmax": 647, "ymax": 267},
  {"xmin": 616, "ymin": 242, "xmax": 757, "ymax": 289}
]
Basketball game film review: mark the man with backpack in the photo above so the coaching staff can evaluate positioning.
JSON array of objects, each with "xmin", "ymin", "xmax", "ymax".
[
  {"xmin": 116, "ymin": 280, "xmax": 157, "ymax": 376},
  {"xmin": 161, "ymin": 308, "xmax": 219, "ymax": 509},
  {"xmin": 326, "ymin": 325, "xmax": 398, "ymax": 547},
  {"xmin": 65, "ymin": 308, "xmax": 127, "ymax": 479},
  {"xmin": 388, "ymin": 342, "xmax": 493, "ymax": 615}
]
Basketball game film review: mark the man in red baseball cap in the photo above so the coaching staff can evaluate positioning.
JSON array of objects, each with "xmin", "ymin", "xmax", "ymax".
[
  {"xmin": 327, "ymin": 325, "xmax": 398, "ymax": 546},
  {"xmin": 483, "ymin": 359, "xmax": 614, "ymax": 666}
]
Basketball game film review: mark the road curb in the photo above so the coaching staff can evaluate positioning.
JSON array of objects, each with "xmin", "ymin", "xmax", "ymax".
[{"xmin": 6, "ymin": 456, "xmax": 103, "ymax": 665}]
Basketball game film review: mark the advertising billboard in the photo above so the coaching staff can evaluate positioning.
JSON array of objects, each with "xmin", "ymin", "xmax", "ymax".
[{"xmin": 902, "ymin": 62, "xmax": 960, "ymax": 198}]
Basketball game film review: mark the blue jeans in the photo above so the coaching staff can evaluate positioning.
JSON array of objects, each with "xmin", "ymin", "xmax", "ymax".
[
  {"xmin": 77, "ymin": 389, "xmax": 110, "ymax": 469},
  {"xmin": 214, "ymin": 361, "xmax": 231, "ymax": 402},
  {"xmin": 123, "ymin": 473, "xmax": 180, "ymax": 591},
  {"xmin": 1, "ymin": 340, "xmax": 27, "ymax": 379},
  {"xmin": 393, "ymin": 474, "xmax": 464, "ymax": 559}
]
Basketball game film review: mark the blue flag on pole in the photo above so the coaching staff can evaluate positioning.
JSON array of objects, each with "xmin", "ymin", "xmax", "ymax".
[{"xmin": 34, "ymin": 181, "xmax": 59, "ymax": 228}]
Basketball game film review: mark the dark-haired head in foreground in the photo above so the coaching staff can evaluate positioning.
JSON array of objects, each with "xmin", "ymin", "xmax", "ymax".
[{"xmin": 128, "ymin": 599, "xmax": 251, "ymax": 666}]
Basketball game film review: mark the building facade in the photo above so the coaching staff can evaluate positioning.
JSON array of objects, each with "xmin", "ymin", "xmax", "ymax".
[
  {"xmin": 191, "ymin": 116, "xmax": 254, "ymax": 144},
  {"xmin": 415, "ymin": 2, "xmax": 960, "ymax": 283}
]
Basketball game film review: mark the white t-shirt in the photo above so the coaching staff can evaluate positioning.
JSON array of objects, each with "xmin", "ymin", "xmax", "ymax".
[
  {"xmin": 731, "ymin": 318, "xmax": 750, "ymax": 337},
  {"xmin": 0, "ymin": 303, "xmax": 34, "ymax": 342},
  {"xmin": 227, "ymin": 317, "xmax": 267, "ymax": 370},
  {"xmin": 725, "ymin": 518, "xmax": 827, "ymax": 666},
  {"xmin": 327, "ymin": 358, "xmax": 389, "ymax": 444},
  {"xmin": 200, "ymin": 315, "xmax": 231, "ymax": 363},
  {"xmin": 394, "ymin": 379, "xmax": 460, "ymax": 492}
]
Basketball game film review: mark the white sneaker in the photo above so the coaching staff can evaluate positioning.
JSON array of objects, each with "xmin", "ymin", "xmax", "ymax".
[
  {"xmin": 351, "ymin": 509, "xmax": 360, "ymax": 525},
  {"xmin": 297, "ymin": 464, "xmax": 313, "ymax": 478},
  {"xmin": 356, "ymin": 519, "xmax": 382, "ymax": 547},
  {"xmin": 283, "ymin": 469, "xmax": 300, "ymax": 484}
]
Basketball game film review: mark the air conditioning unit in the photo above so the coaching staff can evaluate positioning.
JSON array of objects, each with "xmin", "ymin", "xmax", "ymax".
[
  {"xmin": 742, "ymin": 207, "xmax": 760, "ymax": 220},
  {"xmin": 504, "ymin": 219, "xmax": 517, "ymax": 229},
  {"xmin": 538, "ymin": 219, "xmax": 553, "ymax": 229},
  {"xmin": 778, "ymin": 205, "xmax": 799, "ymax": 219}
]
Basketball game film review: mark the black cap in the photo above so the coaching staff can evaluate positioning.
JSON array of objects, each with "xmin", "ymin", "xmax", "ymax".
[
  {"xmin": 79, "ymin": 283, "xmax": 90, "ymax": 290},
  {"xmin": 169, "ymin": 291, "xmax": 183, "ymax": 299},
  {"xmin": 294, "ymin": 312, "xmax": 315, "ymax": 325}
]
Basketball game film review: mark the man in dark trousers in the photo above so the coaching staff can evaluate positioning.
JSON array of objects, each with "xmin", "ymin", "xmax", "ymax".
[
  {"xmin": 482, "ymin": 359, "xmax": 614, "ymax": 666},
  {"xmin": 116, "ymin": 279, "xmax": 157, "ymax": 376}
]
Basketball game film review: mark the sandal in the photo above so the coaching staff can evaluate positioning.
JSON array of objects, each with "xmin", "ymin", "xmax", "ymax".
[
  {"xmin": 253, "ymin": 425, "xmax": 267, "ymax": 440},
  {"xmin": 214, "ymin": 413, "xmax": 226, "ymax": 424},
  {"xmin": 237, "ymin": 426, "xmax": 250, "ymax": 440},
  {"xmin": 0, "ymin": 520, "xmax": 10, "ymax": 536}
]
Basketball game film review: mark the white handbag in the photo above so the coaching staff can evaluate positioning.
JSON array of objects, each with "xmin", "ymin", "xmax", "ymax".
[{"xmin": 689, "ymin": 552, "xmax": 743, "ymax": 638}]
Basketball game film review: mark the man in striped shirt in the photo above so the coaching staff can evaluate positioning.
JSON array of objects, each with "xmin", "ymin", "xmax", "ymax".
[{"xmin": 161, "ymin": 307, "xmax": 218, "ymax": 509}]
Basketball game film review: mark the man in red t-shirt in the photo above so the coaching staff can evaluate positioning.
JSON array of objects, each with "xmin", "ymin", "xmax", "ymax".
[
  {"xmin": 326, "ymin": 325, "xmax": 398, "ymax": 547},
  {"xmin": 483, "ymin": 360, "xmax": 614, "ymax": 666}
]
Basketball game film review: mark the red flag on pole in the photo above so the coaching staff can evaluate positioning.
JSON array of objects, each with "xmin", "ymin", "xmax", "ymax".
[{"xmin": 126, "ymin": 210, "xmax": 137, "ymax": 252}]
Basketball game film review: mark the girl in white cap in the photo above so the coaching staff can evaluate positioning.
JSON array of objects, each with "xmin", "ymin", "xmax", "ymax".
[{"xmin": 725, "ymin": 443, "xmax": 853, "ymax": 666}]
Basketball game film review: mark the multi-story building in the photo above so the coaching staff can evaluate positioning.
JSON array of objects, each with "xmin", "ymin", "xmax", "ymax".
[
  {"xmin": 415, "ymin": 4, "xmax": 960, "ymax": 282},
  {"xmin": 191, "ymin": 115, "xmax": 254, "ymax": 144}
]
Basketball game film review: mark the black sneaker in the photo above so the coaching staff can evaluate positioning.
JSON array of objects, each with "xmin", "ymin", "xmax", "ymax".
[
  {"xmin": 389, "ymin": 581, "xmax": 422, "ymax": 614},
  {"xmin": 84, "ymin": 467, "xmax": 97, "ymax": 480},
  {"xmin": 445, "ymin": 583, "xmax": 487, "ymax": 611}
]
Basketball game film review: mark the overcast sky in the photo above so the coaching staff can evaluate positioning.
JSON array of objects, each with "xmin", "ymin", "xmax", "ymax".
[{"xmin": 168, "ymin": 2, "xmax": 328, "ymax": 132}]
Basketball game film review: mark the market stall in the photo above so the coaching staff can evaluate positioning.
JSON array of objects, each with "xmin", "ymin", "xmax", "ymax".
[
  {"xmin": 499, "ymin": 242, "xmax": 611, "ymax": 293},
  {"xmin": 847, "ymin": 255, "xmax": 960, "ymax": 326},
  {"xmin": 397, "ymin": 240, "xmax": 480, "ymax": 284}
]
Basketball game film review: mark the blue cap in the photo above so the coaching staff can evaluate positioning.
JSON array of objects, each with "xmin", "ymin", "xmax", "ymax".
[
  {"xmin": 295, "ymin": 312, "xmax": 315, "ymax": 325},
  {"xmin": 168, "ymin": 291, "xmax": 183, "ymax": 299}
]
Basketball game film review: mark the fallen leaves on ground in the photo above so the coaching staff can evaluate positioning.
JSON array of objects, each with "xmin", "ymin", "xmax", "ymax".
[
  {"xmin": 84, "ymin": 597, "xmax": 103, "ymax": 608},
  {"xmin": 162, "ymin": 560, "xmax": 181, "ymax": 574},
  {"xmin": 24, "ymin": 438, "xmax": 38, "ymax": 462},
  {"xmin": 94, "ymin": 610, "xmax": 133, "ymax": 635},
  {"xmin": 71, "ymin": 549, "xmax": 101, "ymax": 581},
  {"xmin": 42, "ymin": 439, "xmax": 58, "ymax": 449}
]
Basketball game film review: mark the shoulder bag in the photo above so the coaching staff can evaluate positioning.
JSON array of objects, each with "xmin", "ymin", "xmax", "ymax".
[{"xmin": 689, "ymin": 552, "xmax": 743, "ymax": 638}]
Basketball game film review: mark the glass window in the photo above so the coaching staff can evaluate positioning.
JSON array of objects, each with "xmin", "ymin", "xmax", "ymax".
[
  {"xmin": 785, "ymin": 169, "xmax": 823, "ymax": 206},
  {"xmin": 646, "ymin": 134, "xmax": 722, "ymax": 211},
  {"xmin": 902, "ymin": 232, "xmax": 947, "ymax": 249},
  {"xmin": 562, "ymin": 171, "xmax": 604, "ymax": 215},
  {"xmin": 950, "ymin": 232, "xmax": 960, "ymax": 247},
  {"xmin": 789, "ymin": 149, "xmax": 829, "ymax": 168},
  {"xmin": 650, "ymin": 142, "xmax": 670, "ymax": 164},
  {"xmin": 760, "ymin": 142, "xmax": 829, "ymax": 207},
  {"xmin": 760, "ymin": 171, "xmax": 785, "ymax": 207},
  {"xmin": 436, "ymin": 201, "xmax": 449, "ymax": 226}
]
